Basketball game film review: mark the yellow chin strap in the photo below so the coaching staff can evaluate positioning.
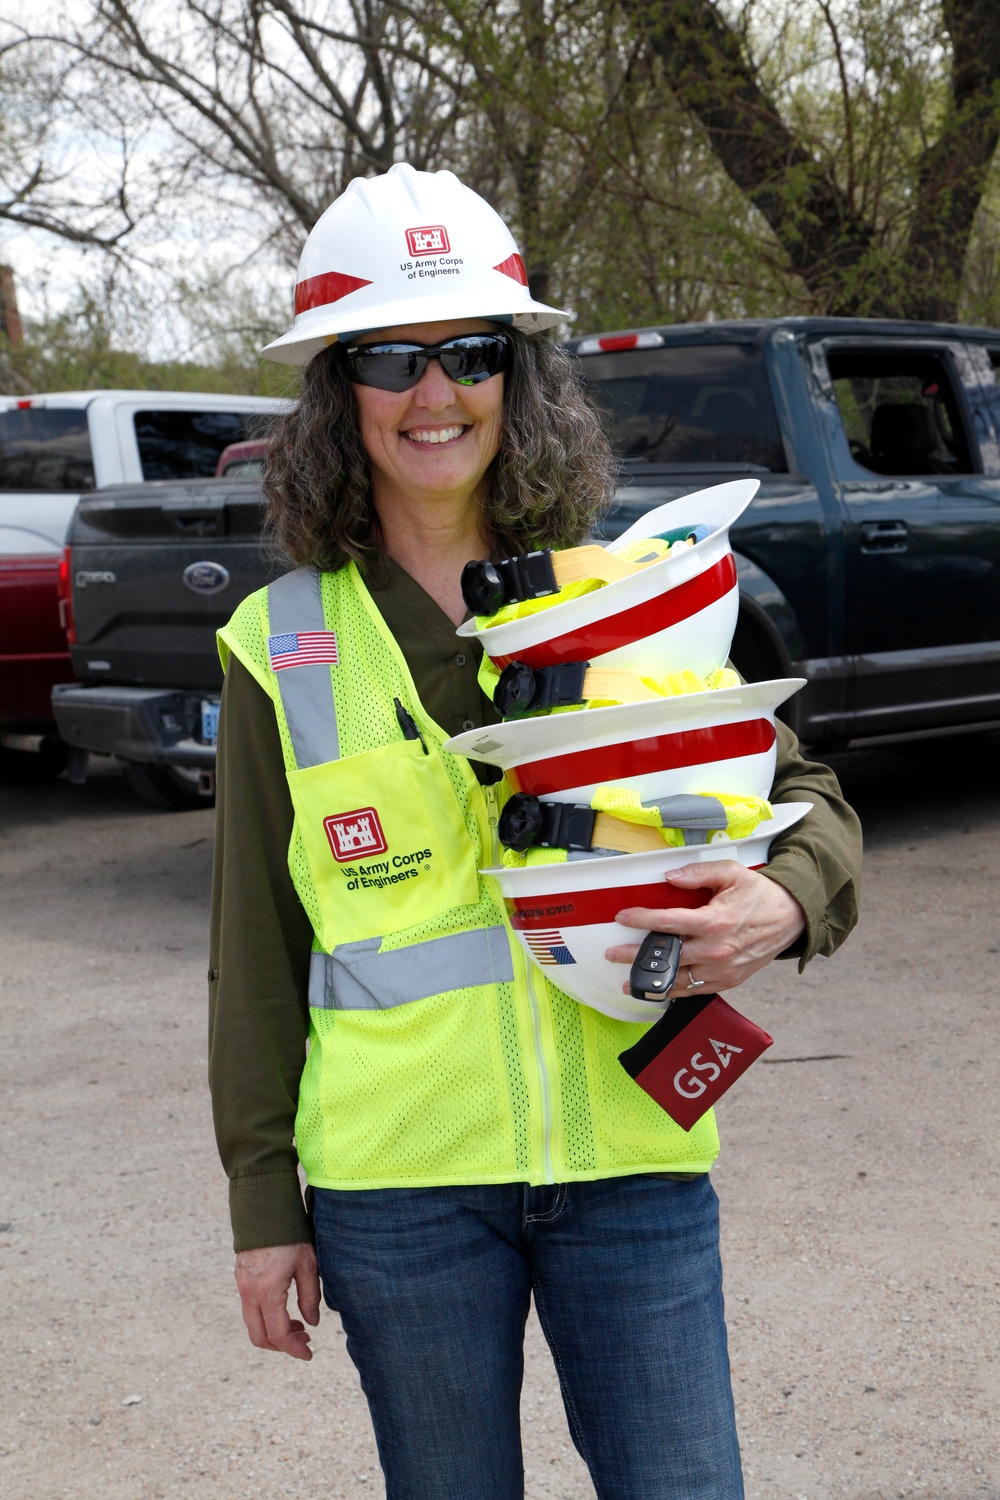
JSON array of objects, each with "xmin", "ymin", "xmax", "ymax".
[{"xmin": 478, "ymin": 654, "xmax": 740, "ymax": 712}]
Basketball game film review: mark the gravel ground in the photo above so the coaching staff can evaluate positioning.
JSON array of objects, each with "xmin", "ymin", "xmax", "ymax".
[{"xmin": 1, "ymin": 732, "xmax": 998, "ymax": 1500}]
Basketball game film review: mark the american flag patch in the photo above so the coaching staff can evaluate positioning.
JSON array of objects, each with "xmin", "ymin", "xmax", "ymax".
[
  {"xmin": 267, "ymin": 631, "xmax": 339, "ymax": 670},
  {"xmin": 524, "ymin": 930, "xmax": 575, "ymax": 966}
]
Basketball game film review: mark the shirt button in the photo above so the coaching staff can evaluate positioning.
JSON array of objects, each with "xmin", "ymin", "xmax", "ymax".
[
  {"xmin": 461, "ymin": 718, "xmax": 477, "ymax": 731},
  {"xmin": 454, "ymin": 652, "xmax": 468, "ymax": 667}
]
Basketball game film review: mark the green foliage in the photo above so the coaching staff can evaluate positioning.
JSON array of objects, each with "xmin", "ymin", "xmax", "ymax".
[
  {"xmin": 5, "ymin": 284, "xmax": 299, "ymax": 398},
  {"xmin": 6, "ymin": 0, "xmax": 1000, "ymax": 345}
]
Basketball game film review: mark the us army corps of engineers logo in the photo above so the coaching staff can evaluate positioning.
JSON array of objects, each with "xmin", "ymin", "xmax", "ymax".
[
  {"xmin": 324, "ymin": 807, "xmax": 434, "ymax": 893},
  {"xmin": 324, "ymin": 807, "xmax": 387, "ymax": 862}
]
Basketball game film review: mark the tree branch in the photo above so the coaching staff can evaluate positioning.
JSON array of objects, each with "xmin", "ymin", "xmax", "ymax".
[
  {"xmin": 904, "ymin": 0, "xmax": 1000, "ymax": 318},
  {"xmin": 620, "ymin": 0, "xmax": 875, "ymax": 305}
]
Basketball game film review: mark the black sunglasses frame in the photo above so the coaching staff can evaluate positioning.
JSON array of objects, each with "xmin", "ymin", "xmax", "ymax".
[{"xmin": 342, "ymin": 333, "xmax": 511, "ymax": 392}]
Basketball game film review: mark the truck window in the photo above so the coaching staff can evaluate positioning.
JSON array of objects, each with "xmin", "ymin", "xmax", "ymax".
[
  {"xmin": 826, "ymin": 350, "xmax": 974, "ymax": 475},
  {"xmin": 133, "ymin": 410, "xmax": 269, "ymax": 481},
  {"xmin": 576, "ymin": 343, "xmax": 787, "ymax": 470},
  {"xmin": 0, "ymin": 408, "xmax": 96, "ymax": 492}
]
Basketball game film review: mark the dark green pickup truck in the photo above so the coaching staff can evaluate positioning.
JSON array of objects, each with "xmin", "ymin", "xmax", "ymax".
[{"xmin": 53, "ymin": 316, "xmax": 1000, "ymax": 806}]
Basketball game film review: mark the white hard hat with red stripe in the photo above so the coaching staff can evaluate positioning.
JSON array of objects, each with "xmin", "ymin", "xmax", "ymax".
[
  {"xmin": 457, "ymin": 479, "xmax": 757, "ymax": 680},
  {"xmin": 446, "ymin": 677, "xmax": 805, "ymax": 805},
  {"xmin": 261, "ymin": 163, "xmax": 564, "ymax": 365},
  {"xmin": 487, "ymin": 801, "xmax": 812, "ymax": 1022}
]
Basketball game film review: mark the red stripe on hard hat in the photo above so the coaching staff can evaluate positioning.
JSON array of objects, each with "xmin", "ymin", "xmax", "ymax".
[
  {"xmin": 493, "ymin": 253, "xmax": 528, "ymax": 286},
  {"xmin": 507, "ymin": 864, "xmax": 765, "ymax": 930},
  {"xmin": 489, "ymin": 553, "xmax": 737, "ymax": 670},
  {"xmin": 509, "ymin": 880, "xmax": 709, "ymax": 930},
  {"xmin": 294, "ymin": 270, "xmax": 374, "ymax": 315},
  {"xmin": 507, "ymin": 718, "xmax": 776, "ymax": 798}
]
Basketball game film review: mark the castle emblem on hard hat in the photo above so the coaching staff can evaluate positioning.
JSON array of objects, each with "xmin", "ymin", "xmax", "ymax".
[
  {"xmin": 406, "ymin": 225, "xmax": 450, "ymax": 255},
  {"xmin": 324, "ymin": 808, "xmax": 388, "ymax": 861}
]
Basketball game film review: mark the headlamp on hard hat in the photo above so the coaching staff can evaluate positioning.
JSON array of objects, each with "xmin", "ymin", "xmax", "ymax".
[
  {"xmin": 492, "ymin": 658, "xmax": 676, "ymax": 718},
  {"xmin": 494, "ymin": 660, "xmax": 589, "ymax": 717},
  {"xmin": 461, "ymin": 552, "xmax": 560, "ymax": 615},
  {"xmin": 498, "ymin": 793, "xmax": 598, "ymax": 853}
]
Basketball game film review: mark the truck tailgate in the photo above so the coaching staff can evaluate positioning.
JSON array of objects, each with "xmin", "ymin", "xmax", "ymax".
[{"xmin": 67, "ymin": 478, "xmax": 279, "ymax": 688}]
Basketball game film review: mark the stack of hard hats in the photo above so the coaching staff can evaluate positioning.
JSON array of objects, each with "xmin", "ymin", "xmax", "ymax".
[{"xmin": 446, "ymin": 478, "xmax": 810, "ymax": 1021}]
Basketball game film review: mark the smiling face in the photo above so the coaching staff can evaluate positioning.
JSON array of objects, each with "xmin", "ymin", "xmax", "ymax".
[{"xmin": 349, "ymin": 319, "xmax": 506, "ymax": 517}]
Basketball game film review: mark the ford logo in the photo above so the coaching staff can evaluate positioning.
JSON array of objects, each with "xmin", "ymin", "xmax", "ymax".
[{"xmin": 183, "ymin": 561, "xmax": 230, "ymax": 595}]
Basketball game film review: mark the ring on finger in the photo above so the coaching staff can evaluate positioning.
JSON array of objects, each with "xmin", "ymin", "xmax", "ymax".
[{"xmin": 686, "ymin": 968, "xmax": 706, "ymax": 990}]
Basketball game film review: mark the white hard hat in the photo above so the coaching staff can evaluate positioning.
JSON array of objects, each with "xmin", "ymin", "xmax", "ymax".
[
  {"xmin": 485, "ymin": 801, "xmax": 812, "ymax": 1021},
  {"xmin": 457, "ymin": 480, "xmax": 757, "ymax": 679},
  {"xmin": 446, "ymin": 677, "xmax": 805, "ymax": 806},
  {"xmin": 261, "ymin": 163, "xmax": 565, "ymax": 364}
]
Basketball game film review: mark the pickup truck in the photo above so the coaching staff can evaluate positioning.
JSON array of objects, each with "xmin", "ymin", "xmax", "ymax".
[
  {"xmin": 0, "ymin": 389, "xmax": 286, "ymax": 784},
  {"xmin": 52, "ymin": 316, "xmax": 1000, "ymax": 802}
]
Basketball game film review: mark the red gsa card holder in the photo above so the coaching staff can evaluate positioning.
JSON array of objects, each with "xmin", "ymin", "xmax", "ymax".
[{"xmin": 618, "ymin": 993, "xmax": 773, "ymax": 1131}]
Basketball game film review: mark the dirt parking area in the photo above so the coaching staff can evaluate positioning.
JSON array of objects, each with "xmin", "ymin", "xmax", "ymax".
[{"xmin": 1, "ymin": 733, "xmax": 998, "ymax": 1500}]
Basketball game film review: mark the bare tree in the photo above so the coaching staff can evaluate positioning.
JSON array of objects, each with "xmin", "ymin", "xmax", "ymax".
[
  {"xmin": 0, "ymin": 32, "xmax": 142, "ymax": 251},
  {"xmin": 620, "ymin": 0, "xmax": 1000, "ymax": 318},
  {"xmin": 27, "ymin": 0, "xmax": 465, "ymax": 257},
  {"xmin": 8, "ymin": 0, "xmax": 1000, "ymax": 347}
]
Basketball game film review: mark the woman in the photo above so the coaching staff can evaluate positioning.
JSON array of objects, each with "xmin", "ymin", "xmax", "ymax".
[{"xmin": 210, "ymin": 164, "xmax": 861, "ymax": 1499}]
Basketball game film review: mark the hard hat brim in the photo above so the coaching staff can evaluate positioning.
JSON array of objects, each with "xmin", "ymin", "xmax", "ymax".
[
  {"xmin": 608, "ymin": 479, "xmax": 757, "ymax": 550},
  {"xmin": 261, "ymin": 292, "xmax": 567, "ymax": 365},
  {"xmin": 446, "ymin": 677, "xmax": 806, "ymax": 803}
]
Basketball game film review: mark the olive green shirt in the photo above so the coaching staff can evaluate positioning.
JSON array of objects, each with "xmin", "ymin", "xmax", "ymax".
[{"xmin": 209, "ymin": 562, "xmax": 862, "ymax": 1251}]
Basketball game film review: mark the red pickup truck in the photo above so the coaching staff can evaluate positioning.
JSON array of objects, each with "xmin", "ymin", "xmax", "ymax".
[{"xmin": 0, "ymin": 392, "xmax": 284, "ymax": 783}]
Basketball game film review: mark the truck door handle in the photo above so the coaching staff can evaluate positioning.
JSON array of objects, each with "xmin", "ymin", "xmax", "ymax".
[{"xmin": 860, "ymin": 520, "xmax": 908, "ymax": 553}]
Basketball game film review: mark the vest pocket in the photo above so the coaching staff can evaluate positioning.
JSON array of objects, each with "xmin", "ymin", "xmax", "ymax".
[{"xmin": 286, "ymin": 739, "xmax": 480, "ymax": 949}]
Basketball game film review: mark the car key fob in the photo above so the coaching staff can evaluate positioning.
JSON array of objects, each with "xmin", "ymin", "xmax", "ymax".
[{"xmin": 629, "ymin": 931, "xmax": 681, "ymax": 1001}]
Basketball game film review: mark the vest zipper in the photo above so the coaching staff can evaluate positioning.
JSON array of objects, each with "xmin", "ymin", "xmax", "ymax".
[
  {"xmin": 527, "ymin": 959, "xmax": 555, "ymax": 1185},
  {"xmin": 485, "ymin": 779, "xmax": 501, "ymax": 866}
]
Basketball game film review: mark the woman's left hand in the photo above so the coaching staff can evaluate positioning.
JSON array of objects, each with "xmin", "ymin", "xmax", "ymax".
[{"xmin": 604, "ymin": 861, "xmax": 806, "ymax": 996}]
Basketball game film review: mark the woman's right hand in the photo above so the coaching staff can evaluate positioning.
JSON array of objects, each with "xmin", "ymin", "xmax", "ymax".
[{"xmin": 234, "ymin": 1242, "xmax": 321, "ymax": 1360}]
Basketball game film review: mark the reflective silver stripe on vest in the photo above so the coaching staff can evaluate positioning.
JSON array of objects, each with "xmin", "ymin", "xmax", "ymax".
[
  {"xmin": 309, "ymin": 927, "xmax": 515, "ymax": 1010},
  {"xmin": 267, "ymin": 568, "xmax": 339, "ymax": 768}
]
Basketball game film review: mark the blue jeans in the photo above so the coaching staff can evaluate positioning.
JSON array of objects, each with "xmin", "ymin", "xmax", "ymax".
[{"xmin": 312, "ymin": 1174, "xmax": 743, "ymax": 1500}]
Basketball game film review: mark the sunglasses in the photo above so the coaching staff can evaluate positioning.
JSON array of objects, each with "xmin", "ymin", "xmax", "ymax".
[{"xmin": 342, "ymin": 333, "xmax": 511, "ymax": 392}]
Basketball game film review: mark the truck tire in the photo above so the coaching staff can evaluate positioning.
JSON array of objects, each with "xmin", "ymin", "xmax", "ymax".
[
  {"xmin": 0, "ymin": 737, "xmax": 69, "ymax": 785},
  {"xmin": 122, "ymin": 762, "xmax": 213, "ymax": 811},
  {"xmin": 730, "ymin": 617, "xmax": 783, "ymax": 684}
]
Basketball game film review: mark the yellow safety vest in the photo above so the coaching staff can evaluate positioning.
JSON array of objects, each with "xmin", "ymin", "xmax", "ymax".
[{"xmin": 219, "ymin": 563, "xmax": 720, "ymax": 1189}]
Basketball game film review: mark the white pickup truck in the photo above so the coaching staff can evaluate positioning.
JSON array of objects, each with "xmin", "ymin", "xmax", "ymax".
[{"xmin": 0, "ymin": 389, "xmax": 286, "ymax": 787}]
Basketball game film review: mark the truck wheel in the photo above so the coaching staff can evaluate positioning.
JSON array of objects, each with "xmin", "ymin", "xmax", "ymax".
[
  {"xmin": 729, "ymin": 621, "xmax": 782, "ymax": 684},
  {"xmin": 0, "ymin": 738, "xmax": 69, "ymax": 785},
  {"xmin": 122, "ymin": 762, "xmax": 214, "ymax": 811}
]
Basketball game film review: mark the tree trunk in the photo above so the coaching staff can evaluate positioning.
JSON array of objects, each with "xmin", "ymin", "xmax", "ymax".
[
  {"xmin": 622, "ymin": 0, "xmax": 1000, "ymax": 320},
  {"xmin": 903, "ymin": 0, "xmax": 1000, "ymax": 319}
]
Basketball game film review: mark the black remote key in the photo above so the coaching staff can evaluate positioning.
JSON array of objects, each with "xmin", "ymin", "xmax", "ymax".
[{"xmin": 629, "ymin": 932, "xmax": 682, "ymax": 1002}]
